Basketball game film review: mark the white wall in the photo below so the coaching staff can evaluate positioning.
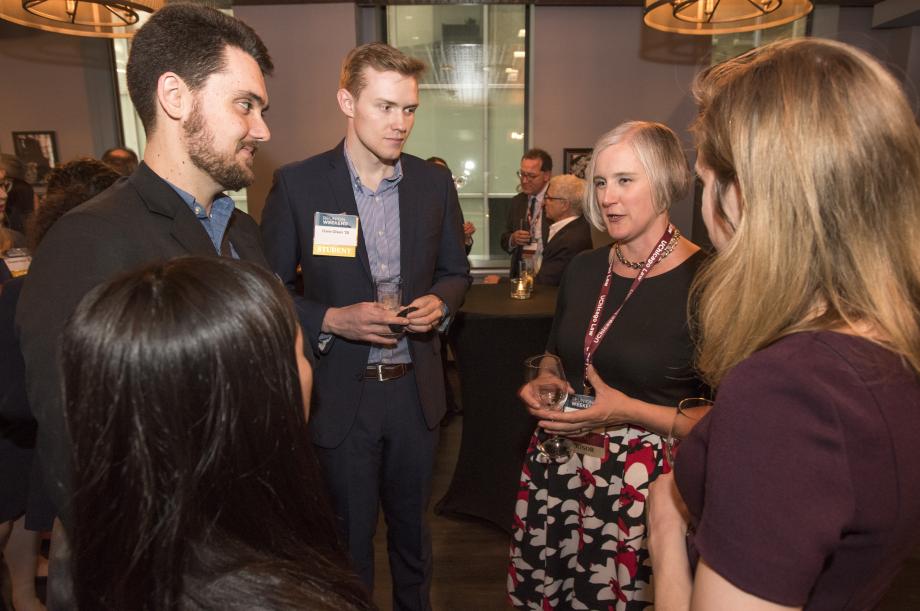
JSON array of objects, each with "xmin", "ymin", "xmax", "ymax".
[
  {"xmin": 0, "ymin": 20, "xmax": 119, "ymax": 163},
  {"xmin": 234, "ymin": 3, "xmax": 357, "ymax": 221},
  {"xmin": 532, "ymin": 6, "xmax": 711, "ymax": 238}
]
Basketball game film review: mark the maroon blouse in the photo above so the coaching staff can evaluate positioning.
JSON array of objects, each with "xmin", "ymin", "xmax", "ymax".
[{"xmin": 676, "ymin": 331, "xmax": 920, "ymax": 609}]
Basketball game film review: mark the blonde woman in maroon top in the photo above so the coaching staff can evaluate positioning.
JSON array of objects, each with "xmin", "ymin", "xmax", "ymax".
[{"xmin": 648, "ymin": 38, "xmax": 920, "ymax": 610}]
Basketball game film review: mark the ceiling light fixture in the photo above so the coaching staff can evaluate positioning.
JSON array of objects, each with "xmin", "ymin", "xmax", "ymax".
[
  {"xmin": 0, "ymin": 0, "xmax": 162, "ymax": 38},
  {"xmin": 643, "ymin": 0, "xmax": 813, "ymax": 35}
]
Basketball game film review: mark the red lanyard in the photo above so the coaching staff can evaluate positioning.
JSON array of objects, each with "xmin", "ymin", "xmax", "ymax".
[{"xmin": 582, "ymin": 224, "xmax": 675, "ymax": 394}]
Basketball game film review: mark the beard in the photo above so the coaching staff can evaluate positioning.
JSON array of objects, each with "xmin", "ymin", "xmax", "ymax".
[{"xmin": 183, "ymin": 103, "xmax": 256, "ymax": 192}]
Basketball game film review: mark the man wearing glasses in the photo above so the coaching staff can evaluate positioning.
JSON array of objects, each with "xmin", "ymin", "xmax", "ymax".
[
  {"xmin": 535, "ymin": 174, "xmax": 593, "ymax": 286},
  {"xmin": 500, "ymin": 148, "xmax": 552, "ymax": 277}
]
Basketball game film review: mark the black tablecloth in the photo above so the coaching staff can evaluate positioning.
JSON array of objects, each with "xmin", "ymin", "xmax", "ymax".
[{"xmin": 436, "ymin": 282, "xmax": 558, "ymax": 533}]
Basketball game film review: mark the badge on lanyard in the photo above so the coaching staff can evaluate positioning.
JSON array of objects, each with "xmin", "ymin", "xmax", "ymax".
[
  {"xmin": 313, "ymin": 212, "xmax": 360, "ymax": 257},
  {"xmin": 562, "ymin": 393, "xmax": 607, "ymax": 458}
]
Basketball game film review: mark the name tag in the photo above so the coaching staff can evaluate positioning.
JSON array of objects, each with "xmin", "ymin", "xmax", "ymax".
[
  {"xmin": 313, "ymin": 212, "xmax": 359, "ymax": 257},
  {"xmin": 564, "ymin": 393, "xmax": 594, "ymax": 412},
  {"xmin": 563, "ymin": 394, "xmax": 606, "ymax": 458}
]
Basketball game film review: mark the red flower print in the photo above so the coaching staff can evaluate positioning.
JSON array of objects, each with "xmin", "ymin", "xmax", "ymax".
[{"xmin": 619, "ymin": 483, "xmax": 646, "ymax": 510}]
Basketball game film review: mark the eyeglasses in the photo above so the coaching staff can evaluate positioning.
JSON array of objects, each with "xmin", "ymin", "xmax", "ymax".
[
  {"xmin": 516, "ymin": 170, "xmax": 544, "ymax": 180},
  {"xmin": 544, "ymin": 194, "xmax": 567, "ymax": 203}
]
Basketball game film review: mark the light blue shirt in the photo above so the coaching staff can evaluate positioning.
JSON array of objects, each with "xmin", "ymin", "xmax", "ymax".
[
  {"xmin": 344, "ymin": 145, "xmax": 411, "ymax": 365},
  {"xmin": 166, "ymin": 181, "xmax": 238, "ymax": 258}
]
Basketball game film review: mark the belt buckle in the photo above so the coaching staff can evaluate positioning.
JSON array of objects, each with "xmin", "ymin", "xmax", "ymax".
[{"xmin": 376, "ymin": 364, "xmax": 385, "ymax": 382}]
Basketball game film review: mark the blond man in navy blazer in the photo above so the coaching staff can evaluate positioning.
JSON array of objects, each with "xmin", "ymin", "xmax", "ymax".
[{"xmin": 261, "ymin": 43, "xmax": 470, "ymax": 610}]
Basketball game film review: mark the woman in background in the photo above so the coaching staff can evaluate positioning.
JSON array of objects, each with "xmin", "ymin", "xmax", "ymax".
[
  {"xmin": 509, "ymin": 121, "xmax": 707, "ymax": 609},
  {"xmin": 1, "ymin": 158, "xmax": 120, "ymax": 611},
  {"xmin": 63, "ymin": 257, "xmax": 370, "ymax": 610},
  {"xmin": 649, "ymin": 38, "xmax": 920, "ymax": 610}
]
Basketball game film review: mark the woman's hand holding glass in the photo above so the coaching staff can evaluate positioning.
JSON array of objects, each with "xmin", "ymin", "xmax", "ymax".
[
  {"xmin": 522, "ymin": 354, "xmax": 575, "ymax": 463},
  {"xmin": 523, "ymin": 365, "xmax": 636, "ymax": 435}
]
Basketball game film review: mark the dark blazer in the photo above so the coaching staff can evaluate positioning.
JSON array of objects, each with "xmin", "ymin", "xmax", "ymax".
[
  {"xmin": 535, "ymin": 215, "xmax": 594, "ymax": 286},
  {"xmin": 500, "ymin": 191, "xmax": 551, "ymax": 277},
  {"xmin": 15, "ymin": 162, "xmax": 267, "ymax": 517},
  {"xmin": 261, "ymin": 142, "xmax": 471, "ymax": 448}
]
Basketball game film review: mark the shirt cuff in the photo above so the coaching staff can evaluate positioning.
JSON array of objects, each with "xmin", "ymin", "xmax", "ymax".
[{"xmin": 317, "ymin": 332, "xmax": 334, "ymax": 354}]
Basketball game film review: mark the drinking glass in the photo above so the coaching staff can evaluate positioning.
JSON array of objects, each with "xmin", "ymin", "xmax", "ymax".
[
  {"xmin": 375, "ymin": 279, "xmax": 402, "ymax": 341},
  {"xmin": 375, "ymin": 279, "xmax": 401, "ymax": 312},
  {"xmin": 510, "ymin": 258, "xmax": 535, "ymax": 300},
  {"xmin": 524, "ymin": 354, "xmax": 574, "ymax": 464},
  {"xmin": 665, "ymin": 397, "xmax": 714, "ymax": 469}
]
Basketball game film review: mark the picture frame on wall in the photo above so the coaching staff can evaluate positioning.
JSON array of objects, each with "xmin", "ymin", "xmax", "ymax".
[
  {"xmin": 562, "ymin": 148, "xmax": 592, "ymax": 179},
  {"xmin": 12, "ymin": 131, "xmax": 58, "ymax": 185}
]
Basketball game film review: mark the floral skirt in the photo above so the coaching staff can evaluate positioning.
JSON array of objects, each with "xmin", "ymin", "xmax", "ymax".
[{"xmin": 507, "ymin": 425, "xmax": 669, "ymax": 610}]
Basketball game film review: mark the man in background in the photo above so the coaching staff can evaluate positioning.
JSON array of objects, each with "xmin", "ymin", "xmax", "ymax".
[
  {"xmin": 535, "ymin": 174, "xmax": 593, "ymax": 286},
  {"xmin": 500, "ymin": 148, "xmax": 552, "ymax": 276},
  {"xmin": 261, "ymin": 42, "xmax": 470, "ymax": 611},
  {"xmin": 101, "ymin": 146, "xmax": 139, "ymax": 176}
]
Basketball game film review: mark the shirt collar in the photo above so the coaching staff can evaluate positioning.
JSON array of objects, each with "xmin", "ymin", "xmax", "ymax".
[
  {"xmin": 343, "ymin": 141, "xmax": 403, "ymax": 193},
  {"xmin": 164, "ymin": 180, "xmax": 235, "ymax": 219}
]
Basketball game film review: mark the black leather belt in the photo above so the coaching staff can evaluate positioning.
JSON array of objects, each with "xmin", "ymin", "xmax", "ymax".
[{"xmin": 364, "ymin": 363, "xmax": 414, "ymax": 382}]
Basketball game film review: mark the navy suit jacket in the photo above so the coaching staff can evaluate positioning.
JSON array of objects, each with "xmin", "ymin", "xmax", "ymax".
[
  {"xmin": 261, "ymin": 142, "xmax": 471, "ymax": 448},
  {"xmin": 16, "ymin": 162, "xmax": 268, "ymax": 518}
]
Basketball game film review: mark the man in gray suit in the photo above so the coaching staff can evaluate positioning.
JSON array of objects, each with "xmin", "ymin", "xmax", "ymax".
[{"xmin": 17, "ymin": 4, "xmax": 273, "ymax": 524}]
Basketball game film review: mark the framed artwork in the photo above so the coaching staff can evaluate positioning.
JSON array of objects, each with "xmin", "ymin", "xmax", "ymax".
[
  {"xmin": 12, "ymin": 131, "xmax": 58, "ymax": 185},
  {"xmin": 563, "ymin": 148, "xmax": 592, "ymax": 179}
]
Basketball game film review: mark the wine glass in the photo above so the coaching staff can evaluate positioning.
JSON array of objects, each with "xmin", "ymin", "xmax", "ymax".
[
  {"xmin": 665, "ymin": 397, "xmax": 714, "ymax": 469},
  {"xmin": 524, "ymin": 354, "xmax": 574, "ymax": 464}
]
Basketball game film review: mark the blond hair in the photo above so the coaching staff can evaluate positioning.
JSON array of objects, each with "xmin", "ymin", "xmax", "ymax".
[
  {"xmin": 547, "ymin": 174, "xmax": 586, "ymax": 216},
  {"xmin": 691, "ymin": 37, "xmax": 920, "ymax": 385},
  {"xmin": 584, "ymin": 121, "xmax": 691, "ymax": 232},
  {"xmin": 339, "ymin": 43, "xmax": 426, "ymax": 98}
]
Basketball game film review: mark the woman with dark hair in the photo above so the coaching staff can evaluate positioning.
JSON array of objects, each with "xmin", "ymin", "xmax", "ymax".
[
  {"xmin": 648, "ymin": 38, "xmax": 920, "ymax": 610},
  {"xmin": 63, "ymin": 256, "xmax": 370, "ymax": 611},
  {"xmin": 1, "ymin": 158, "xmax": 120, "ymax": 611}
]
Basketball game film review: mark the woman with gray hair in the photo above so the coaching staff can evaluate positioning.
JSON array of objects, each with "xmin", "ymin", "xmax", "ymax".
[{"xmin": 509, "ymin": 121, "xmax": 708, "ymax": 609}]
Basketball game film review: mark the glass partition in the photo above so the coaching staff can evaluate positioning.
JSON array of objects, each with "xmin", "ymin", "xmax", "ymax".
[{"xmin": 388, "ymin": 4, "xmax": 527, "ymax": 267}]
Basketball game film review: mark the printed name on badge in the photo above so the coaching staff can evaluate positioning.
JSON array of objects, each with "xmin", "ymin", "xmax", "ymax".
[{"xmin": 313, "ymin": 212, "xmax": 360, "ymax": 257}]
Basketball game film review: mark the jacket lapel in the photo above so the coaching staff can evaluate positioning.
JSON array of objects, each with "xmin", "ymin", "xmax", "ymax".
[
  {"xmin": 327, "ymin": 142, "xmax": 373, "ymax": 282},
  {"xmin": 397, "ymin": 157, "xmax": 416, "ymax": 297},
  {"xmin": 132, "ymin": 163, "xmax": 215, "ymax": 255}
]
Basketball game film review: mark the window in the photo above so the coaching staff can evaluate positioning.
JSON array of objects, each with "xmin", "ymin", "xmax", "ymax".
[{"xmin": 388, "ymin": 5, "xmax": 527, "ymax": 268}]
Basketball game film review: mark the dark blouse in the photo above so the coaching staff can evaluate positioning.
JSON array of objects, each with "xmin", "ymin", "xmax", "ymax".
[
  {"xmin": 677, "ymin": 331, "xmax": 920, "ymax": 609},
  {"xmin": 546, "ymin": 246, "xmax": 707, "ymax": 405}
]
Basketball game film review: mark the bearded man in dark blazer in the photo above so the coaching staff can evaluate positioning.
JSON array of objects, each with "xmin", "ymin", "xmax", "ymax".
[
  {"xmin": 16, "ymin": 4, "xmax": 274, "ymax": 525},
  {"xmin": 260, "ymin": 43, "xmax": 470, "ymax": 611},
  {"xmin": 535, "ymin": 174, "xmax": 594, "ymax": 286}
]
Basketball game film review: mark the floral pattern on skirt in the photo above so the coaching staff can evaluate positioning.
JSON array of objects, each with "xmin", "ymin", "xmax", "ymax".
[{"xmin": 507, "ymin": 425, "xmax": 669, "ymax": 610}]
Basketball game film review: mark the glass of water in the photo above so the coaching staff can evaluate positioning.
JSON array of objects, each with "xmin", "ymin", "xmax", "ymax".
[{"xmin": 524, "ymin": 353, "xmax": 574, "ymax": 464}]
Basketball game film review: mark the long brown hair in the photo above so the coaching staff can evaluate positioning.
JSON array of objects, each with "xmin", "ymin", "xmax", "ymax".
[{"xmin": 690, "ymin": 38, "xmax": 920, "ymax": 386}]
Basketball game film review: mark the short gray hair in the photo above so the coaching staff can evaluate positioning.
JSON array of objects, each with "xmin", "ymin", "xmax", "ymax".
[
  {"xmin": 584, "ymin": 121, "xmax": 691, "ymax": 232},
  {"xmin": 547, "ymin": 174, "xmax": 586, "ymax": 216}
]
